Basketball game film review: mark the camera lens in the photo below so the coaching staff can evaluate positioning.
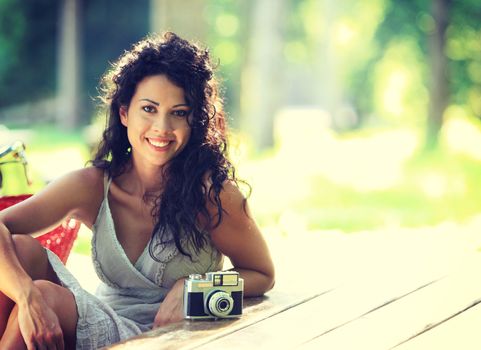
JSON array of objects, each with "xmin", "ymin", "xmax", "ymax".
[
  {"xmin": 218, "ymin": 300, "xmax": 230, "ymax": 311},
  {"xmin": 206, "ymin": 291, "xmax": 234, "ymax": 317}
]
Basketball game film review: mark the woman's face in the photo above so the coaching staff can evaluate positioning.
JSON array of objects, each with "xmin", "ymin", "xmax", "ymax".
[{"xmin": 120, "ymin": 74, "xmax": 192, "ymax": 169}]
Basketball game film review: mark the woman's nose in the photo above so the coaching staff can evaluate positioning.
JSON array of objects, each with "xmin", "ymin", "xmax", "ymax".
[{"xmin": 152, "ymin": 115, "xmax": 172, "ymax": 132}]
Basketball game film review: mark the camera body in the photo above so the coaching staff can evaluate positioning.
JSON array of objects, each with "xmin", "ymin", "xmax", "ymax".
[{"xmin": 183, "ymin": 271, "xmax": 244, "ymax": 319}]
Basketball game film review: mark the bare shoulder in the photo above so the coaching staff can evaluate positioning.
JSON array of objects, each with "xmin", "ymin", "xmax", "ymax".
[
  {"xmin": 203, "ymin": 178, "xmax": 247, "ymax": 224},
  {"xmin": 61, "ymin": 166, "xmax": 104, "ymax": 191},
  {"xmin": 207, "ymin": 178, "xmax": 245, "ymax": 206},
  {"xmin": 0, "ymin": 166, "xmax": 105, "ymax": 233},
  {"xmin": 44, "ymin": 166, "xmax": 105, "ymax": 223},
  {"xmin": 42, "ymin": 166, "xmax": 104, "ymax": 203},
  {"xmin": 208, "ymin": 180, "xmax": 253, "ymax": 240},
  {"xmin": 219, "ymin": 180, "xmax": 245, "ymax": 204}
]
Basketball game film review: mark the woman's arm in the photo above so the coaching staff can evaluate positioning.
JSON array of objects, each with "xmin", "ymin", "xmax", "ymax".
[
  {"xmin": 0, "ymin": 166, "xmax": 102, "ymax": 299},
  {"xmin": 0, "ymin": 167, "xmax": 103, "ymax": 235},
  {"xmin": 0, "ymin": 167, "xmax": 102, "ymax": 347},
  {"xmin": 0, "ymin": 168, "xmax": 103, "ymax": 349},
  {"xmin": 209, "ymin": 181, "xmax": 275, "ymax": 297},
  {"xmin": 153, "ymin": 181, "xmax": 275, "ymax": 327}
]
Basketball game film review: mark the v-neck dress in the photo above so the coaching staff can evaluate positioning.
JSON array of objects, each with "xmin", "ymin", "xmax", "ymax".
[{"xmin": 46, "ymin": 176, "xmax": 223, "ymax": 349}]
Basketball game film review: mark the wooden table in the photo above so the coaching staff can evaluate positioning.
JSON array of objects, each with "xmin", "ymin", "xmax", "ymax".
[{"xmin": 106, "ymin": 224, "xmax": 481, "ymax": 349}]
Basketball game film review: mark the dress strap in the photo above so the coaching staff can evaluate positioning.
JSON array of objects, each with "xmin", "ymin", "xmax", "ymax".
[{"xmin": 103, "ymin": 174, "xmax": 112, "ymax": 198}]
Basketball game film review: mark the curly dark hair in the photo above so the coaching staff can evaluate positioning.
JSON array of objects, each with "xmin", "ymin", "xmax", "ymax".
[{"xmin": 92, "ymin": 32, "xmax": 240, "ymax": 259}]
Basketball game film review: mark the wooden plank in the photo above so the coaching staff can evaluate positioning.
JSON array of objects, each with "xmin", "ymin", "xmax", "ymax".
[
  {"xmin": 394, "ymin": 301, "xmax": 481, "ymax": 350},
  {"xmin": 192, "ymin": 259, "xmax": 447, "ymax": 349},
  {"xmin": 105, "ymin": 232, "xmax": 342, "ymax": 349},
  {"xmin": 297, "ymin": 253, "xmax": 481, "ymax": 350},
  {"xmin": 105, "ymin": 288, "xmax": 331, "ymax": 350},
  {"xmin": 105, "ymin": 229, "xmax": 478, "ymax": 349}
]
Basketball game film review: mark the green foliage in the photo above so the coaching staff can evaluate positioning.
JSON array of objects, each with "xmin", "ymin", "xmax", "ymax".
[
  {"xmin": 300, "ymin": 153, "xmax": 481, "ymax": 232},
  {"xmin": 82, "ymin": 0, "xmax": 150, "ymax": 107},
  {"xmin": 1, "ymin": 0, "xmax": 480, "ymax": 135},
  {"xmin": 241, "ymin": 115, "xmax": 481, "ymax": 234},
  {"xmin": 2, "ymin": 0, "xmax": 481, "ymax": 251},
  {"xmin": 0, "ymin": 0, "xmax": 59, "ymax": 108},
  {"xmin": 447, "ymin": 10, "xmax": 481, "ymax": 115},
  {"xmin": 205, "ymin": 0, "xmax": 248, "ymax": 128},
  {"xmin": 373, "ymin": 0, "xmax": 481, "ymax": 124},
  {"xmin": 0, "ymin": 0, "xmax": 25, "ymax": 77}
]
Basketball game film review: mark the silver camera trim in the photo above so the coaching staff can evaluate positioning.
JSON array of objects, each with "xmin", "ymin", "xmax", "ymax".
[{"xmin": 183, "ymin": 271, "xmax": 244, "ymax": 320}]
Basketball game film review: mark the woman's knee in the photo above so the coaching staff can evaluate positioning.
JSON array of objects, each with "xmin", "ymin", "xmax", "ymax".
[
  {"xmin": 11, "ymin": 234, "xmax": 44, "ymax": 260},
  {"xmin": 32, "ymin": 280, "xmax": 68, "ymax": 309},
  {"xmin": 33, "ymin": 280, "xmax": 77, "ymax": 313},
  {"xmin": 11, "ymin": 235, "xmax": 52, "ymax": 281},
  {"xmin": 32, "ymin": 280, "xmax": 56, "ymax": 297}
]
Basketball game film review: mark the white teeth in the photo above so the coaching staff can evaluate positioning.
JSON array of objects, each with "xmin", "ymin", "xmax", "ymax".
[{"xmin": 148, "ymin": 139, "xmax": 170, "ymax": 147}]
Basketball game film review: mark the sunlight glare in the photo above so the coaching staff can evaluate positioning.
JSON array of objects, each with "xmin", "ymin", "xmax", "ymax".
[
  {"xmin": 334, "ymin": 22, "xmax": 356, "ymax": 47},
  {"xmin": 383, "ymin": 70, "xmax": 408, "ymax": 117},
  {"xmin": 419, "ymin": 173, "xmax": 446, "ymax": 198},
  {"xmin": 274, "ymin": 108, "xmax": 418, "ymax": 192},
  {"xmin": 315, "ymin": 129, "xmax": 418, "ymax": 191},
  {"xmin": 30, "ymin": 147, "xmax": 86, "ymax": 182},
  {"xmin": 278, "ymin": 210, "xmax": 308, "ymax": 235},
  {"xmin": 442, "ymin": 108, "xmax": 481, "ymax": 160}
]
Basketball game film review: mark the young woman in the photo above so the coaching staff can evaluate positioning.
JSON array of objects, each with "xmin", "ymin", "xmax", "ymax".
[{"xmin": 0, "ymin": 32, "xmax": 274, "ymax": 350}]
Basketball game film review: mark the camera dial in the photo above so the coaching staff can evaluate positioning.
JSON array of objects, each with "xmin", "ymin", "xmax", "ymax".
[{"xmin": 206, "ymin": 291, "xmax": 234, "ymax": 317}]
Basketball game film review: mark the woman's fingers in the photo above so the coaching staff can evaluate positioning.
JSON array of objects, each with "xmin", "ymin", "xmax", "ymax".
[{"xmin": 26, "ymin": 322, "xmax": 63, "ymax": 350}]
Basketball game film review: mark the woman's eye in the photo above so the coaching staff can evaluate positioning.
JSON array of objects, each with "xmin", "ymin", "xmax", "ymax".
[
  {"xmin": 142, "ymin": 106, "xmax": 156, "ymax": 113},
  {"xmin": 172, "ymin": 110, "xmax": 189, "ymax": 117}
]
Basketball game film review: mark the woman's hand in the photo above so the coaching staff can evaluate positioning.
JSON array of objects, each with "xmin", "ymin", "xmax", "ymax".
[
  {"xmin": 153, "ymin": 278, "xmax": 185, "ymax": 328},
  {"xmin": 17, "ymin": 286, "xmax": 64, "ymax": 350}
]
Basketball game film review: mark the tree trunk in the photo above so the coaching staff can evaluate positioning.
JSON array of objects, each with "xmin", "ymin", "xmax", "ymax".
[
  {"xmin": 241, "ymin": 0, "xmax": 285, "ymax": 151},
  {"xmin": 316, "ymin": 0, "xmax": 342, "ymax": 129},
  {"xmin": 57, "ymin": 0, "xmax": 82, "ymax": 129},
  {"xmin": 426, "ymin": 0, "xmax": 450, "ymax": 151}
]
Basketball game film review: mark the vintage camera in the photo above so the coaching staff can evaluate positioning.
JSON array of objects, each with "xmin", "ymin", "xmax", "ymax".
[{"xmin": 183, "ymin": 271, "xmax": 244, "ymax": 319}]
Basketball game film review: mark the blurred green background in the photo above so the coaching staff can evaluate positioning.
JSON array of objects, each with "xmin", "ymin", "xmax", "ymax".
[{"xmin": 1, "ymin": 0, "xmax": 481, "ymax": 255}]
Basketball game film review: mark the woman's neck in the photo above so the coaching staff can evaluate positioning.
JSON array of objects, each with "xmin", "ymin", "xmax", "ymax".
[{"xmin": 117, "ymin": 159, "xmax": 165, "ymax": 197}]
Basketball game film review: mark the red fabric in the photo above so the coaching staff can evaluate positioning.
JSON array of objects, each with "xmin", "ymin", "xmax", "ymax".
[{"xmin": 0, "ymin": 195, "xmax": 79, "ymax": 264}]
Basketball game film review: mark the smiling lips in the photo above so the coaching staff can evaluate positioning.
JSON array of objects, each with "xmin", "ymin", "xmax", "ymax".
[{"xmin": 147, "ymin": 138, "xmax": 172, "ymax": 150}]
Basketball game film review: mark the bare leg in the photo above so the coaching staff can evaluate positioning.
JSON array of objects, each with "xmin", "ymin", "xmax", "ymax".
[
  {"xmin": 0, "ymin": 306, "xmax": 26, "ymax": 350},
  {"xmin": 0, "ymin": 235, "xmax": 62, "ymax": 338},
  {"xmin": 0, "ymin": 293, "xmax": 15, "ymax": 337},
  {"xmin": 0, "ymin": 280, "xmax": 78, "ymax": 349}
]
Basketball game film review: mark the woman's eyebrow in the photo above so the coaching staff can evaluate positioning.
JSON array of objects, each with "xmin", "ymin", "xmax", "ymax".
[
  {"xmin": 139, "ymin": 99, "xmax": 189, "ymax": 108},
  {"xmin": 139, "ymin": 98, "xmax": 159, "ymax": 106}
]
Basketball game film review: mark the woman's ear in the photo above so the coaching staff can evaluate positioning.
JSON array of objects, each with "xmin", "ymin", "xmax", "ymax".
[{"xmin": 120, "ymin": 106, "xmax": 128, "ymax": 127}]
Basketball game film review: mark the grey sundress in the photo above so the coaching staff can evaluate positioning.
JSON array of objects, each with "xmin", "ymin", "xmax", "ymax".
[{"xmin": 46, "ymin": 176, "xmax": 223, "ymax": 349}]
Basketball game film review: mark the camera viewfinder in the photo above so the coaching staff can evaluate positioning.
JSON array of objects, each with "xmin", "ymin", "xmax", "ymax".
[{"xmin": 213, "ymin": 273, "xmax": 239, "ymax": 287}]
